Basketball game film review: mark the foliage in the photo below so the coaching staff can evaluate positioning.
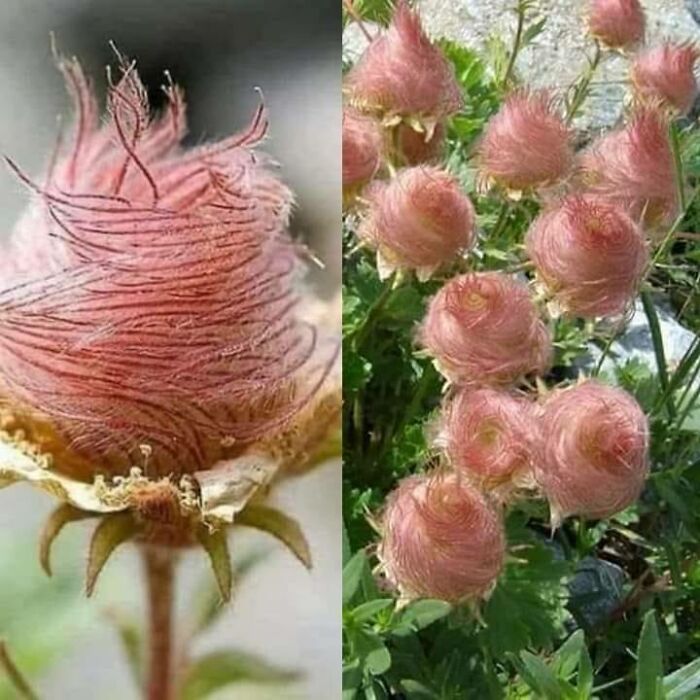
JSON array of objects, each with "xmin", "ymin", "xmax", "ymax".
[{"xmin": 342, "ymin": 1, "xmax": 700, "ymax": 698}]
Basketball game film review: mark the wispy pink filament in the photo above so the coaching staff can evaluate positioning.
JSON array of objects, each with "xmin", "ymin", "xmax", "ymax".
[
  {"xmin": 587, "ymin": 0, "xmax": 645, "ymax": 50},
  {"xmin": 379, "ymin": 472, "xmax": 505, "ymax": 602},
  {"xmin": 345, "ymin": 0, "xmax": 462, "ymax": 119},
  {"xmin": 420, "ymin": 272, "xmax": 552, "ymax": 385},
  {"xmin": 534, "ymin": 380, "xmax": 649, "ymax": 523},
  {"xmin": 0, "ymin": 55, "xmax": 333, "ymax": 478},
  {"xmin": 526, "ymin": 195, "xmax": 649, "ymax": 318},
  {"xmin": 342, "ymin": 106, "xmax": 383, "ymax": 190}
]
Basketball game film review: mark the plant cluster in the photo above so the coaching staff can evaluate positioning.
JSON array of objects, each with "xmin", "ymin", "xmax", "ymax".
[{"xmin": 342, "ymin": 0, "xmax": 700, "ymax": 697}]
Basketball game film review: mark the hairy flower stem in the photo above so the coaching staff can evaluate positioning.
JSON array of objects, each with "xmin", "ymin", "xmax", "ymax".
[
  {"xmin": 566, "ymin": 43, "xmax": 602, "ymax": 125},
  {"xmin": 143, "ymin": 547, "xmax": 177, "ymax": 700},
  {"xmin": 503, "ymin": 1, "xmax": 526, "ymax": 89}
]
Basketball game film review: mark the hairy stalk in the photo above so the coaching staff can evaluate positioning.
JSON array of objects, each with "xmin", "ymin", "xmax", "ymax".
[
  {"xmin": 503, "ymin": 1, "xmax": 526, "ymax": 88},
  {"xmin": 0, "ymin": 641, "xmax": 39, "ymax": 700},
  {"xmin": 143, "ymin": 547, "xmax": 177, "ymax": 700},
  {"xmin": 343, "ymin": 0, "xmax": 373, "ymax": 43}
]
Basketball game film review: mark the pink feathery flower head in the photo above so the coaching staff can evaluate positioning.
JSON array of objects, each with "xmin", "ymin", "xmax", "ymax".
[
  {"xmin": 342, "ymin": 106, "xmax": 383, "ymax": 199},
  {"xmin": 526, "ymin": 195, "xmax": 649, "ymax": 318},
  {"xmin": 439, "ymin": 387, "xmax": 537, "ymax": 492},
  {"xmin": 358, "ymin": 166, "xmax": 476, "ymax": 279},
  {"xmin": 379, "ymin": 472, "xmax": 505, "ymax": 603},
  {"xmin": 631, "ymin": 42, "xmax": 700, "ymax": 115},
  {"xmin": 587, "ymin": 0, "xmax": 645, "ymax": 50},
  {"xmin": 534, "ymin": 380, "xmax": 649, "ymax": 525},
  {"xmin": 577, "ymin": 105, "xmax": 679, "ymax": 230},
  {"xmin": 0, "ymin": 53, "xmax": 335, "ymax": 480},
  {"xmin": 476, "ymin": 90, "xmax": 573, "ymax": 193},
  {"xmin": 395, "ymin": 121, "xmax": 445, "ymax": 165},
  {"xmin": 419, "ymin": 272, "xmax": 552, "ymax": 385},
  {"xmin": 344, "ymin": 0, "xmax": 462, "ymax": 122}
]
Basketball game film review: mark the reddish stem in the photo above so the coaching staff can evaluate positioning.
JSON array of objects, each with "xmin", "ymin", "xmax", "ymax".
[{"xmin": 143, "ymin": 546, "xmax": 176, "ymax": 700}]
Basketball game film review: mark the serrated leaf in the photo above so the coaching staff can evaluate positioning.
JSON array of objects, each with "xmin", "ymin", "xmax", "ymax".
[
  {"xmin": 196, "ymin": 526, "xmax": 233, "ymax": 603},
  {"xmin": 636, "ymin": 610, "xmax": 664, "ymax": 700},
  {"xmin": 180, "ymin": 650, "xmax": 299, "ymax": 700},
  {"xmin": 343, "ymin": 551, "xmax": 367, "ymax": 605},
  {"xmin": 39, "ymin": 503, "xmax": 95, "ymax": 576},
  {"xmin": 86, "ymin": 512, "xmax": 140, "ymax": 597},
  {"xmin": 234, "ymin": 504, "xmax": 311, "ymax": 569}
]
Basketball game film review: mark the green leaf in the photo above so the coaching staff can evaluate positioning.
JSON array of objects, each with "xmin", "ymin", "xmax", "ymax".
[
  {"xmin": 394, "ymin": 600, "xmax": 452, "ymax": 634},
  {"xmin": 578, "ymin": 642, "xmax": 594, "ymax": 699},
  {"xmin": 522, "ymin": 17, "xmax": 547, "ymax": 46},
  {"xmin": 553, "ymin": 630, "xmax": 585, "ymax": 679},
  {"xmin": 352, "ymin": 629, "xmax": 392, "ymax": 675},
  {"xmin": 85, "ymin": 512, "xmax": 140, "ymax": 597},
  {"xmin": 520, "ymin": 651, "xmax": 566, "ymax": 700},
  {"xmin": 235, "ymin": 504, "xmax": 311, "ymax": 569},
  {"xmin": 196, "ymin": 526, "xmax": 233, "ymax": 603},
  {"xmin": 664, "ymin": 658, "xmax": 700, "ymax": 698},
  {"xmin": 343, "ymin": 551, "xmax": 367, "ymax": 605},
  {"xmin": 180, "ymin": 650, "xmax": 299, "ymax": 700},
  {"xmin": 636, "ymin": 610, "xmax": 664, "ymax": 700},
  {"xmin": 400, "ymin": 679, "xmax": 439, "ymax": 699},
  {"xmin": 352, "ymin": 599, "xmax": 394, "ymax": 623}
]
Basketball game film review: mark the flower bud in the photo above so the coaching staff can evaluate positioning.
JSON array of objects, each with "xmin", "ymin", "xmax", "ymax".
[
  {"xmin": 0, "ymin": 57, "xmax": 333, "ymax": 479},
  {"xmin": 439, "ymin": 387, "xmax": 537, "ymax": 491},
  {"xmin": 534, "ymin": 380, "xmax": 649, "ymax": 524},
  {"xmin": 477, "ymin": 90, "xmax": 573, "ymax": 193},
  {"xmin": 379, "ymin": 472, "xmax": 505, "ymax": 602},
  {"xmin": 631, "ymin": 43, "xmax": 700, "ymax": 115},
  {"xmin": 358, "ymin": 166, "xmax": 475, "ymax": 279},
  {"xmin": 577, "ymin": 105, "xmax": 678, "ymax": 230},
  {"xmin": 526, "ymin": 195, "xmax": 648, "ymax": 318},
  {"xmin": 587, "ymin": 0, "xmax": 645, "ymax": 50},
  {"xmin": 420, "ymin": 272, "xmax": 552, "ymax": 385},
  {"xmin": 342, "ymin": 106, "xmax": 383, "ymax": 202},
  {"xmin": 345, "ymin": 0, "xmax": 462, "ymax": 121}
]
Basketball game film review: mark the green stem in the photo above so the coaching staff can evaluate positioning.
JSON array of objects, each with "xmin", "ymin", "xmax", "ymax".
[
  {"xmin": 503, "ymin": 1, "xmax": 526, "ymax": 88},
  {"xmin": 641, "ymin": 290, "xmax": 675, "ymax": 420},
  {"xmin": 351, "ymin": 274, "xmax": 399, "ymax": 351},
  {"xmin": 566, "ymin": 43, "xmax": 602, "ymax": 125},
  {"xmin": 670, "ymin": 121, "xmax": 687, "ymax": 213},
  {"xmin": 0, "ymin": 641, "xmax": 39, "ymax": 700},
  {"xmin": 490, "ymin": 201, "xmax": 512, "ymax": 243},
  {"xmin": 143, "ymin": 546, "xmax": 177, "ymax": 700}
]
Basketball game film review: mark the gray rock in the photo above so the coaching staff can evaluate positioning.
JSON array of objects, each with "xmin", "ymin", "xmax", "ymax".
[{"xmin": 568, "ymin": 556, "xmax": 626, "ymax": 629}]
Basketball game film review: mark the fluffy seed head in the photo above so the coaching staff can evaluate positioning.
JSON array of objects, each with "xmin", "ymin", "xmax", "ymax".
[
  {"xmin": 342, "ymin": 106, "xmax": 383, "ymax": 195},
  {"xmin": 631, "ymin": 43, "xmax": 700, "ymax": 115},
  {"xmin": 379, "ymin": 472, "xmax": 505, "ymax": 602},
  {"xmin": 358, "ymin": 166, "xmax": 475, "ymax": 279},
  {"xmin": 439, "ymin": 387, "xmax": 537, "ymax": 491},
  {"xmin": 344, "ymin": 0, "xmax": 462, "ymax": 120},
  {"xmin": 587, "ymin": 0, "xmax": 645, "ymax": 50},
  {"xmin": 526, "ymin": 195, "xmax": 649, "ymax": 318},
  {"xmin": 577, "ymin": 105, "xmax": 678, "ymax": 230},
  {"xmin": 0, "ymin": 55, "xmax": 334, "ymax": 479},
  {"xmin": 534, "ymin": 380, "xmax": 649, "ymax": 524},
  {"xmin": 420, "ymin": 272, "xmax": 552, "ymax": 385},
  {"xmin": 477, "ymin": 90, "xmax": 573, "ymax": 192}
]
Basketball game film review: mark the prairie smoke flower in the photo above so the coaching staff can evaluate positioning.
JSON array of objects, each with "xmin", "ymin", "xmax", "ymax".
[
  {"xmin": 420, "ymin": 272, "xmax": 552, "ymax": 385},
  {"xmin": 395, "ymin": 122, "xmax": 445, "ymax": 165},
  {"xmin": 587, "ymin": 0, "xmax": 645, "ymax": 50},
  {"xmin": 577, "ymin": 105, "xmax": 679, "ymax": 230},
  {"xmin": 342, "ymin": 106, "xmax": 383, "ymax": 204},
  {"xmin": 476, "ymin": 90, "xmax": 573, "ymax": 193},
  {"xmin": 439, "ymin": 387, "xmax": 537, "ymax": 492},
  {"xmin": 631, "ymin": 43, "xmax": 700, "ymax": 115},
  {"xmin": 0, "ymin": 56, "xmax": 338, "ymax": 497},
  {"xmin": 526, "ymin": 195, "xmax": 649, "ymax": 318},
  {"xmin": 344, "ymin": 0, "xmax": 462, "ymax": 124},
  {"xmin": 534, "ymin": 380, "xmax": 649, "ymax": 524},
  {"xmin": 358, "ymin": 166, "xmax": 475, "ymax": 279},
  {"xmin": 379, "ymin": 473, "xmax": 505, "ymax": 602}
]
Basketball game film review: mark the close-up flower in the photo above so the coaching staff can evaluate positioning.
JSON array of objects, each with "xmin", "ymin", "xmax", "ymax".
[
  {"xmin": 419, "ymin": 272, "xmax": 552, "ymax": 385},
  {"xmin": 344, "ymin": 0, "xmax": 462, "ymax": 123},
  {"xmin": 378, "ymin": 472, "xmax": 506, "ymax": 603},
  {"xmin": 476, "ymin": 89, "xmax": 573, "ymax": 193},
  {"xmin": 577, "ymin": 104, "xmax": 678, "ymax": 230},
  {"xmin": 586, "ymin": 0, "xmax": 645, "ymax": 50},
  {"xmin": 439, "ymin": 386, "xmax": 537, "ymax": 492},
  {"xmin": 631, "ymin": 42, "xmax": 700, "ymax": 115},
  {"xmin": 358, "ymin": 166, "xmax": 476, "ymax": 279},
  {"xmin": 342, "ymin": 105, "xmax": 384, "ymax": 204},
  {"xmin": 526, "ymin": 195, "xmax": 649, "ymax": 317},
  {"xmin": 534, "ymin": 380, "xmax": 649, "ymax": 525}
]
